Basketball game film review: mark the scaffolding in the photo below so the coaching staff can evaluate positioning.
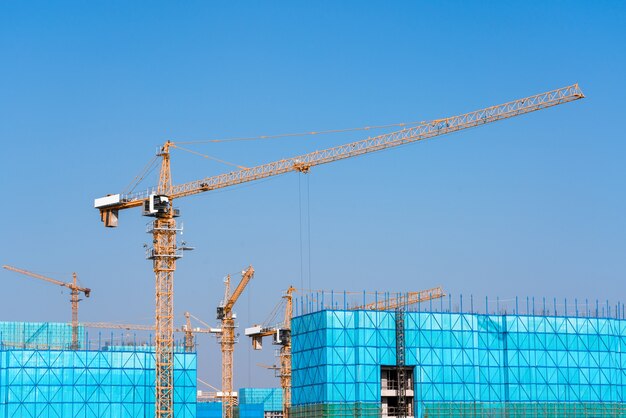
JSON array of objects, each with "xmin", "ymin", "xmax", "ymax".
[
  {"xmin": 291, "ymin": 295, "xmax": 626, "ymax": 418},
  {"xmin": 239, "ymin": 388, "xmax": 283, "ymax": 415},
  {"xmin": 0, "ymin": 321, "xmax": 85, "ymax": 350},
  {"xmin": 0, "ymin": 323, "xmax": 197, "ymax": 418},
  {"xmin": 289, "ymin": 403, "xmax": 381, "ymax": 417}
]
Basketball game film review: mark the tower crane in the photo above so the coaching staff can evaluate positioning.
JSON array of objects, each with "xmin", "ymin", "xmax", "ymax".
[
  {"xmin": 93, "ymin": 84, "xmax": 584, "ymax": 418},
  {"xmin": 215, "ymin": 266, "xmax": 255, "ymax": 418},
  {"xmin": 245, "ymin": 286, "xmax": 295, "ymax": 418},
  {"xmin": 3, "ymin": 264, "xmax": 91, "ymax": 350}
]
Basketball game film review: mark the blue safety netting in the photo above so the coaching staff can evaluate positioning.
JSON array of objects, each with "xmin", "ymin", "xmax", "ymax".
[
  {"xmin": 0, "ymin": 347, "xmax": 197, "ymax": 418},
  {"xmin": 292, "ymin": 306, "xmax": 626, "ymax": 413},
  {"xmin": 239, "ymin": 387, "xmax": 282, "ymax": 412},
  {"xmin": 0, "ymin": 321, "xmax": 85, "ymax": 350}
]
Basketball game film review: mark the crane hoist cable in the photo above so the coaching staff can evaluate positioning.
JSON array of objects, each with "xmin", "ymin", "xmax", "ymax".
[{"xmin": 298, "ymin": 174, "xmax": 313, "ymax": 291}]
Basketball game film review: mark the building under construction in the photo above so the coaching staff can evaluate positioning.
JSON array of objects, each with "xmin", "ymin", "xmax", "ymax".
[
  {"xmin": 290, "ymin": 293, "xmax": 626, "ymax": 417},
  {"xmin": 0, "ymin": 321, "xmax": 197, "ymax": 418},
  {"xmin": 3, "ymin": 293, "xmax": 626, "ymax": 418}
]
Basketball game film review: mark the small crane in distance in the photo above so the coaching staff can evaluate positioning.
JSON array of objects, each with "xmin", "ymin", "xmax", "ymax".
[
  {"xmin": 216, "ymin": 266, "xmax": 255, "ymax": 418},
  {"xmin": 245, "ymin": 286, "xmax": 296, "ymax": 418},
  {"xmin": 3, "ymin": 264, "xmax": 91, "ymax": 350}
]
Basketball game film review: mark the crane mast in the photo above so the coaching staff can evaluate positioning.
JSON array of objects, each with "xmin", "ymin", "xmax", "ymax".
[
  {"xmin": 143, "ymin": 142, "xmax": 180, "ymax": 418},
  {"xmin": 183, "ymin": 312, "xmax": 194, "ymax": 352},
  {"xmin": 216, "ymin": 266, "xmax": 254, "ymax": 418},
  {"xmin": 94, "ymin": 84, "xmax": 584, "ymax": 418},
  {"xmin": 3, "ymin": 265, "xmax": 91, "ymax": 350},
  {"xmin": 280, "ymin": 286, "xmax": 295, "ymax": 418},
  {"xmin": 245, "ymin": 286, "xmax": 295, "ymax": 418}
]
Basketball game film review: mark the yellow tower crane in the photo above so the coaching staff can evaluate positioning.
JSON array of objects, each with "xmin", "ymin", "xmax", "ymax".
[
  {"xmin": 248, "ymin": 286, "xmax": 297, "ymax": 418},
  {"xmin": 215, "ymin": 266, "xmax": 255, "ymax": 418},
  {"xmin": 245, "ymin": 286, "xmax": 295, "ymax": 418},
  {"xmin": 93, "ymin": 84, "xmax": 584, "ymax": 418},
  {"xmin": 3, "ymin": 264, "xmax": 91, "ymax": 350}
]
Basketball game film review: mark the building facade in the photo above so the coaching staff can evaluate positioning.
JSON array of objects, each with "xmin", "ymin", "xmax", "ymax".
[
  {"xmin": 291, "ymin": 298, "xmax": 626, "ymax": 417},
  {"xmin": 0, "ymin": 321, "xmax": 196, "ymax": 418}
]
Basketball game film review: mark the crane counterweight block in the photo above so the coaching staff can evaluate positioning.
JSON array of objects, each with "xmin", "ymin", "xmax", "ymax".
[
  {"xmin": 252, "ymin": 336, "xmax": 263, "ymax": 350},
  {"xmin": 100, "ymin": 209, "xmax": 119, "ymax": 228}
]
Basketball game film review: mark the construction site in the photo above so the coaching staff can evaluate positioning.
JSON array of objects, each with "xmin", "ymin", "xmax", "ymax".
[
  {"xmin": 3, "ymin": 82, "xmax": 625, "ymax": 417},
  {"xmin": 2, "ymin": 3, "xmax": 625, "ymax": 418}
]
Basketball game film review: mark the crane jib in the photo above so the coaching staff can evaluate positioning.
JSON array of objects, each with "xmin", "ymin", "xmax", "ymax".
[{"xmin": 94, "ymin": 83, "xmax": 584, "ymax": 227}]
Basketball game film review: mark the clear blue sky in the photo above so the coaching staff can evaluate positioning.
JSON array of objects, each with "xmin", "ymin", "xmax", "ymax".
[{"xmin": 1, "ymin": 1, "xmax": 624, "ymax": 388}]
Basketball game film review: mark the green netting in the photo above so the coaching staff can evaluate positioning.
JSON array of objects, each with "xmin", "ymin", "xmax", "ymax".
[
  {"xmin": 0, "ymin": 347, "xmax": 197, "ymax": 418},
  {"xmin": 288, "ymin": 402, "xmax": 625, "ymax": 417},
  {"xmin": 289, "ymin": 402, "xmax": 381, "ymax": 417},
  {"xmin": 420, "ymin": 402, "xmax": 625, "ymax": 417}
]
